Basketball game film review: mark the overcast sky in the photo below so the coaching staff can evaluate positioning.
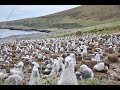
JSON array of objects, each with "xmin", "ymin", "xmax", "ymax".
[{"xmin": 0, "ymin": 5, "xmax": 80, "ymax": 22}]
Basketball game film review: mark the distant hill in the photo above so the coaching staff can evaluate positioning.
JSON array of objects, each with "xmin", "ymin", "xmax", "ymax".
[{"xmin": 1, "ymin": 5, "xmax": 120, "ymax": 29}]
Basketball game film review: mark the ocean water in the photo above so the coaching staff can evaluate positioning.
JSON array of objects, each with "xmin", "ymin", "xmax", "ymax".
[{"xmin": 0, "ymin": 29, "xmax": 41, "ymax": 38}]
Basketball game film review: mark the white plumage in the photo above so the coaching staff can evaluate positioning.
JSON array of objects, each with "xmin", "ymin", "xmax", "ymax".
[
  {"xmin": 17, "ymin": 61, "xmax": 24, "ymax": 71},
  {"xmin": 69, "ymin": 53, "xmax": 76, "ymax": 66},
  {"xmin": 5, "ymin": 74, "xmax": 23, "ymax": 85},
  {"xmin": 38, "ymin": 53, "xmax": 43, "ymax": 59},
  {"xmin": 0, "ymin": 69, "xmax": 7, "ymax": 79},
  {"xmin": 57, "ymin": 56, "xmax": 78, "ymax": 85},
  {"xmin": 32, "ymin": 62, "xmax": 40, "ymax": 68},
  {"xmin": 10, "ymin": 64, "xmax": 18, "ymax": 75},
  {"xmin": 10, "ymin": 64, "xmax": 24, "ymax": 79},
  {"xmin": 79, "ymin": 64, "xmax": 94, "ymax": 79},
  {"xmin": 91, "ymin": 53, "xmax": 101, "ymax": 62},
  {"xmin": 29, "ymin": 67, "xmax": 40, "ymax": 85},
  {"xmin": 93, "ymin": 62, "xmax": 108, "ymax": 71},
  {"xmin": 80, "ymin": 45, "xmax": 87, "ymax": 59}
]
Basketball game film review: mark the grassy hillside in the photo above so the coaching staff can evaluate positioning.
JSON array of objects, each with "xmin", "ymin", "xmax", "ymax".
[
  {"xmin": 48, "ymin": 20, "xmax": 120, "ymax": 38},
  {"xmin": 0, "ymin": 5, "xmax": 120, "ymax": 29}
]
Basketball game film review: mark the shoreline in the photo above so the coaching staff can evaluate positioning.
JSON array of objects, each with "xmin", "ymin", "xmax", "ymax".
[
  {"xmin": 0, "ymin": 27, "xmax": 51, "ymax": 33},
  {"xmin": 0, "ymin": 32, "xmax": 49, "ymax": 42}
]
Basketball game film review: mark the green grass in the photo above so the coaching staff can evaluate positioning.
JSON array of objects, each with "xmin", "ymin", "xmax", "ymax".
[
  {"xmin": 40, "ymin": 77, "xmax": 109, "ymax": 85},
  {"xmin": 40, "ymin": 78, "xmax": 58, "ymax": 85},
  {"xmin": 81, "ymin": 20, "xmax": 120, "ymax": 32},
  {"xmin": 78, "ymin": 78, "xmax": 108, "ymax": 85},
  {"xmin": 0, "ymin": 74, "xmax": 118, "ymax": 85},
  {"xmin": 0, "ymin": 77, "xmax": 109, "ymax": 85},
  {"xmin": 48, "ymin": 21, "xmax": 120, "ymax": 38},
  {"xmin": 83, "ymin": 25, "xmax": 120, "ymax": 34},
  {"xmin": 48, "ymin": 31, "xmax": 76, "ymax": 38},
  {"xmin": 1, "ymin": 5, "xmax": 120, "ymax": 29}
]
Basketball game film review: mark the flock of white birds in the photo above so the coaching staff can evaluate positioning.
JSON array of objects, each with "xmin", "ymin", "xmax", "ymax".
[{"xmin": 0, "ymin": 33, "xmax": 120, "ymax": 85}]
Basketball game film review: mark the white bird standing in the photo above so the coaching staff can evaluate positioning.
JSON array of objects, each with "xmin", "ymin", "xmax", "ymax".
[
  {"xmin": 57, "ymin": 56, "xmax": 78, "ymax": 85},
  {"xmin": 81, "ymin": 45, "xmax": 87, "ymax": 60},
  {"xmin": 29, "ymin": 67, "xmax": 40, "ymax": 85}
]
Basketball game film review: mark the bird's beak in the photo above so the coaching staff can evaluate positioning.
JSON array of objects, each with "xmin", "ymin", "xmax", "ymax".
[
  {"xmin": 65, "ymin": 62, "xmax": 69, "ymax": 69},
  {"xmin": 31, "ymin": 64, "xmax": 34, "ymax": 68}
]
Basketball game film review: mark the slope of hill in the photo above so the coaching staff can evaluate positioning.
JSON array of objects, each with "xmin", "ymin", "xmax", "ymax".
[{"xmin": 0, "ymin": 5, "xmax": 120, "ymax": 29}]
